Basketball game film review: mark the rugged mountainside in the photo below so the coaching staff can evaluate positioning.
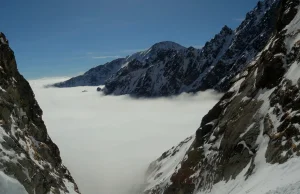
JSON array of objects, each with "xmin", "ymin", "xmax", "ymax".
[
  {"xmin": 53, "ymin": 41, "xmax": 186, "ymax": 88},
  {"xmin": 104, "ymin": 0, "xmax": 279, "ymax": 97},
  {"xmin": 0, "ymin": 33, "xmax": 80, "ymax": 194},
  {"xmin": 143, "ymin": 0, "xmax": 300, "ymax": 193},
  {"xmin": 54, "ymin": 0, "xmax": 279, "ymax": 97},
  {"xmin": 53, "ymin": 58, "xmax": 126, "ymax": 87}
]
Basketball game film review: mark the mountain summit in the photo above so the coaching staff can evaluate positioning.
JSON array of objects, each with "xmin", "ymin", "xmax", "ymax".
[
  {"xmin": 52, "ymin": 41, "xmax": 186, "ymax": 88},
  {"xmin": 148, "ymin": 41, "xmax": 186, "ymax": 51}
]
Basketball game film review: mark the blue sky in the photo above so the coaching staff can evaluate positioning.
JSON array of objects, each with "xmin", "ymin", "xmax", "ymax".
[{"xmin": 1, "ymin": 0, "xmax": 259, "ymax": 79}]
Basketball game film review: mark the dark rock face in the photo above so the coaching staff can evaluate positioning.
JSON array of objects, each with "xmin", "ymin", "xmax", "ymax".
[
  {"xmin": 0, "ymin": 33, "xmax": 80, "ymax": 194},
  {"xmin": 143, "ymin": 0, "xmax": 300, "ymax": 193}
]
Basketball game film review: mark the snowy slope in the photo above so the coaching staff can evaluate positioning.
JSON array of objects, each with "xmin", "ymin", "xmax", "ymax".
[
  {"xmin": 143, "ymin": 0, "xmax": 300, "ymax": 193},
  {"xmin": 144, "ymin": 136, "xmax": 195, "ymax": 194},
  {"xmin": 0, "ymin": 33, "xmax": 80, "ymax": 194}
]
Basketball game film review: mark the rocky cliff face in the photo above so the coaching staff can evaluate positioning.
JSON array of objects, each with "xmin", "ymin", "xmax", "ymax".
[
  {"xmin": 0, "ymin": 33, "xmax": 80, "ymax": 194},
  {"xmin": 143, "ymin": 0, "xmax": 300, "ymax": 193}
]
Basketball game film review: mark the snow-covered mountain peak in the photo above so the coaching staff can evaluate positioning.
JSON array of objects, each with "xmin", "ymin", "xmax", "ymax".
[
  {"xmin": 149, "ymin": 41, "xmax": 186, "ymax": 51},
  {"xmin": 125, "ymin": 41, "xmax": 186, "ymax": 63},
  {"xmin": 220, "ymin": 25, "xmax": 233, "ymax": 35},
  {"xmin": 53, "ymin": 0, "xmax": 279, "ymax": 96},
  {"xmin": 52, "ymin": 41, "xmax": 187, "ymax": 88},
  {"xmin": 54, "ymin": 0, "xmax": 279, "ymax": 93},
  {"xmin": 0, "ymin": 32, "xmax": 9, "ymax": 45},
  {"xmin": 238, "ymin": 0, "xmax": 279, "ymax": 33}
]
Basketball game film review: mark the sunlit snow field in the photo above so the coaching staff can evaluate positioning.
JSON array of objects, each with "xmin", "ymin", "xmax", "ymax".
[{"xmin": 29, "ymin": 77, "xmax": 222, "ymax": 194}]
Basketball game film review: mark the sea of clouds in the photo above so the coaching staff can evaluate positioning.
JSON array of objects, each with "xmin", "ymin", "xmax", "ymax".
[{"xmin": 29, "ymin": 77, "xmax": 222, "ymax": 194}]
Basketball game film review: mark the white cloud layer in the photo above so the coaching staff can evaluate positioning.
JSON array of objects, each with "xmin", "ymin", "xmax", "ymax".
[{"xmin": 29, "ymin": 77, "xmax": 222, "ymax": 194}]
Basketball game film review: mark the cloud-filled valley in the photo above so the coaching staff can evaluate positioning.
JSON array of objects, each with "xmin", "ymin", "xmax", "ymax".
[{"xmin": 29, "ymin": 77, "xmax": 222, "ymax": 194}]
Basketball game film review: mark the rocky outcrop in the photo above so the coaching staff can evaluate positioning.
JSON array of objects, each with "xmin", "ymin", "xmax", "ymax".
[
  {"xmin": 143, "ymin": 0, "xmax": 300, "ymax": 193},
  {"xmin": 0, "ymin": 33, "xmax": 80, "ymax": 194}
]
